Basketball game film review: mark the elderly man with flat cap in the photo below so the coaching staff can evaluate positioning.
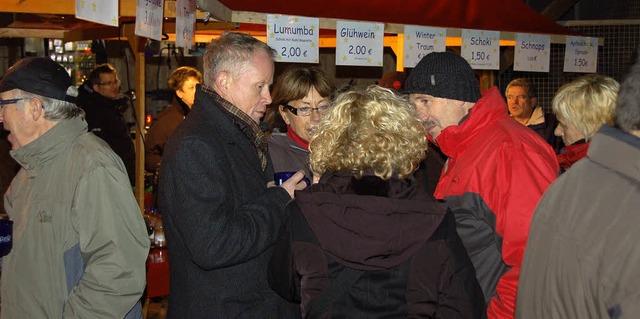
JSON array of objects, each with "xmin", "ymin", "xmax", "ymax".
[
  {"xmin": 0, "ymin": 57, "xmax": 149, "ymax": 318},
  {"xmin": 404, "ymin": 52, "xmax": 559, "ymax": 319}
]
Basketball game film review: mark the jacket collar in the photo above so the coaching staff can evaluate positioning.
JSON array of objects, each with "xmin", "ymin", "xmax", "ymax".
[
  {"xmin": 524, "ymin": 106, "xmax": 545, "ymax": 126},
  {"xmin": 436, "ymin": 87, "xmax": 507, "ymax": 159},
  {"xmin": 11, "ymin": 117, "xmax": 88, "ymax": 176},
  {"xmin": 588, "ymin": 125, "xmax": 640, "ymax": 182},
  {"xmin": 171, "ymin": 94, "xmax": 190, "ymax": 117}
]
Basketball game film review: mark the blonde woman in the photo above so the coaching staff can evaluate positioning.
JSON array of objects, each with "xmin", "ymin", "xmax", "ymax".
[
  {"xmin": 552, "ymin": 74, "xmax": 619, "ymax": 172},
  {"xmin": 269, "ymin": 86, "xmax": 485, "ymax": 318}
]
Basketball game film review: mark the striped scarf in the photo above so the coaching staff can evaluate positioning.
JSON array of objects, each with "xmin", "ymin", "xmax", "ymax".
[{"xmin": 201, "ymin": 85, "xmax": 268, "ymax": 171}]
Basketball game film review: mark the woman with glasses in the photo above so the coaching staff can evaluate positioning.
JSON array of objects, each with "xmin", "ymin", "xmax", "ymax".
[{"xmin": 264, "ymin": 66, "xmax": 336, "ymax": 179}]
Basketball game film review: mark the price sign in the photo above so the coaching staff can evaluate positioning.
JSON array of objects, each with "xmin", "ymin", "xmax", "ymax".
[
  {"xmin": 403, "ymin": 26, "xmax": 446, "ymax": 68},
  {"xmin": 76, "ymin": 0, "xmax": 118, "ymax": 26},
  {"xmin": 336, "ymin": 21, "xmax": 384, "ymax": 67},
  {"xmin": 176, "ymin": 0, "xmax": 196, "ymax": 50},
  {"xmin": 267, "ymin": 15, "xmax": 319, "ymax": 63},
  {"xmin": 461, "ymin": 29, "xmax": 500, "ymax": 70},
  {"xmin": 514, "ymin": 33, "xmax": 551, "ymax": 72},
  {"xmin": 563, "ymin": 36, "xmax": 598, "ymax": 73},
  {"xmin": 135, "ymin": 0, "xmax": 165, "ymax": 41}
]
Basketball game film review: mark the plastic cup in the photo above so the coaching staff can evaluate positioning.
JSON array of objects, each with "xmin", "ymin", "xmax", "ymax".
[{"xmin": 274, "ymin": 171, "xmax": 311, "ymax": 186}]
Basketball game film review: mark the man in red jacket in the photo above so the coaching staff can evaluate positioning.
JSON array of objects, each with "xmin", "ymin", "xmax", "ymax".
[{"xmin": 404, "ymin": 51, "xmax": 559, "ymax": 319}]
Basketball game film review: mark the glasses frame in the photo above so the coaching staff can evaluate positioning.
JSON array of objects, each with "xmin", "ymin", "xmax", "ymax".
[
  {"xmin": 0, "ymin": 98, "xmax": 28, "ymax": 105},
  {"xmin": 0, "ymin": 98, "xmax": 28, "ymax": 111},
  {"xmin": 97, "ymin": 79, "xmax": 121, "ymax": 87},
  {"xmin": 283, "ymin": 103, "xmax": 330, "ymax": 117}
]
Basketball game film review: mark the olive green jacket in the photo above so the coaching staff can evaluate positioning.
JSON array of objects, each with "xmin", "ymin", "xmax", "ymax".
[{"xmin": 1, "ymin": 117, "xmax": 149, "ymax": 318}]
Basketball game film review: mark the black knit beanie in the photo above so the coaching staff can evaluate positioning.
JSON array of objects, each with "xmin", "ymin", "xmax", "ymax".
[{"xmin": 403, "ymin": 52, "xmax": 481, "ymax": 103}]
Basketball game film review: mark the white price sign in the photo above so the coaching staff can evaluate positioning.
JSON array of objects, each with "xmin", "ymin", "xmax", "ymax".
[
  {"xmin": 563, "ymin": 36, "xmax": 598, "ymax": 73},
  {"xmin": 267, "ymin": 15, "xmax": 319, "ymax": 64},
  {"xmin": 403, "ymin": 26, "xmax": 446, "ymax": 68},
  {"xmin": 135, "ymin": 0, "xmax": 165, "ymax": 41},
  {"xmin": 514, "ymin": 33, "xmax": 551, "ymax": 72},
  {"xmin": 461, "ymin": 29, "xmax": 500, "ymax": 70},
  {"xmin": 336, "ymin": 21, "xmax": 384, "ymax": 67},
  {"xmin": 76, "ymin": 0, "xmax": 118, "ymax": 26},
  {"xmin": 176, "ymin": 0, "xmax": 196, "ymax": 50}
]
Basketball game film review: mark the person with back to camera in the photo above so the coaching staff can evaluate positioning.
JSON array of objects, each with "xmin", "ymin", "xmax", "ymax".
[
  {"xmin": 268, "ymin": 85, "xmax": 486, "ymax": 318},
  {"xmin": 0, "ymin": 57, "xmax": 149, "ymax": 318},
  {"xmin": 76, "ymin": 63, "xmax": 136, "ymax": 185},
  {"xmin": 264, "ymin": 66, "xmax": 336, "ymax": 179},
  {"xmin": 158, "ymin": 32, "xmax": 306, "ymax": 318},
  {"xmin": 403, "ymin": 51, "xmax": 559, "ymax": 319},
  {"xmin": 516, "ymin": 58, "xmax": 640, "ymax": 319},
  {"xmin": 551, "ymin": 74, "xmax": 619, "ymax": 173},
  {"xmin": 505, "ymin": 78, "xmax": 563, "ymax": 152},
  {"xmin": 145, "ymin": 66, "xmax": 202, "ymax": 173}
]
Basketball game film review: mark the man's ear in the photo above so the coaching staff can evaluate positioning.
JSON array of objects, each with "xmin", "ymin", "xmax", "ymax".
[
  {"xmin": 214, "ymin": 71, "xmax": 231, "ymax": 93},
  {"xmin": 531, "ymin": 96, "xmax": 538, "ymax": 107},
  {"xmin": 27, "ymin": 97, "xmax": 44, "ymax": 121}
]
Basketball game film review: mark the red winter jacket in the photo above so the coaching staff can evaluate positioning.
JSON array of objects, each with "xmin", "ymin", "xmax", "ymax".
[{"xmin": 434, "ymin": 87, "xmax": 559, "ymax": 319}]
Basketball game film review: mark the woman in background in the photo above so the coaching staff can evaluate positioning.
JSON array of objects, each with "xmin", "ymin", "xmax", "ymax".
[
  {"xmin": 269, "ymin": 86, "xmax": 485, "ymax": 319},
  {"xmin": 552, "ymin": 74, "xmax": 618, "ymax": 173},
  {"xmin": 145, "ymin": 66, "xmax": 202, "ymax": 172},
  {"xmin": 264, "ymin": 66, "xmax": 336, "ymax": 179}
]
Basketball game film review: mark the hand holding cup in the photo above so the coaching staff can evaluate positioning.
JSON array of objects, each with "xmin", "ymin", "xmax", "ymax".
[{"xmin": 275, "ymin": 171, "xmax": 308, "ymax": 198}]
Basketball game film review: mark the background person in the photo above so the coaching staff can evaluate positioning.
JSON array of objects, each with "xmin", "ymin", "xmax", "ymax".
[
  {"xmin": 158, "ymin": 32, "xmax": 306, "ymax": 318},
  {"xmin": 145, "ymin": 66, "xmax": 202, "ymax": 173},
  {"xmin": 264, "ymin": 66, "xmax": 336, "ymax": 179},
  {"xmin": 404, "ymin": 51, "xmax": 559, "ymax": 319},
  {"xmin": 551, "ymin": 74, "xmax": 619, "ymax": 173},
  {"xmin": 505, "ymin": 78, "xmax": 563, "ymax": 152},
  {"xmin": 516, "ymin": 58, "xmax": 640, "ymax": 319},
  {"xmin": 0, "ymin": 57, "xmax": 149, "ymax": 318},
  {"xmin": 77, "ymin": 63, "xmax": 136, "ymax": 185},
  {"xmin": 269, "ymin": 85, "xmax": 485, "ymax": 318}
]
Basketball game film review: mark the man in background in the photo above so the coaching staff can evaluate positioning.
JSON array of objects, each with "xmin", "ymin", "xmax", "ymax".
[
  {"xmin": 505, "ymin": 78, "xmax": 563, "ymax": 152},
  {"xmin": 404, "ymin": 51, "xmax": 558, "ymax": 319},
  {"xmin": 77, "ymin": 63, "xmax": 136, "ymax": 184},
  {"xmin": 0, "ymin": 57, "xmax": 148, "ymax": 318}
]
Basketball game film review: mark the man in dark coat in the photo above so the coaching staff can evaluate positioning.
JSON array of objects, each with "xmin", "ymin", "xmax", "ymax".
[
  {"xmin": 158, "ymin": 32, "xmax": 306, "ymax": 318},
  {"xmin": 76, "ymin": 63, "xmax": 136, "ymax": 185}
]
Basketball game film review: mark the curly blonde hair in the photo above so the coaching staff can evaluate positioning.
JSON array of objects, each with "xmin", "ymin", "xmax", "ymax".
[
  {"xmin": 552, "ymin": 74, "xmax": 619, "ymax": 141},
  {"xmin": 309, "ymin": 85, "xmax": 427, "ymax": 180}
]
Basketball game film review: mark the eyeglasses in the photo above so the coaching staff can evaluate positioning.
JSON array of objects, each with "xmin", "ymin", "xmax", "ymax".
[
  {"xmin": 97, "ymin": 79, "xmax": 121, "ymax": 86},
  {"xmin": 0, "ymin": 98, "xmax": 27, "ymax": 111},
  {"xmin": 283, "ymin": 104, "xmax": 331, "ymax": 117}
]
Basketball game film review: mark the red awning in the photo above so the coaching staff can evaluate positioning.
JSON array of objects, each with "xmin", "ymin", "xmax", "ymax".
[{"xmin": 218, "ymin": 0, "xmax": 579, "ymax": 36}]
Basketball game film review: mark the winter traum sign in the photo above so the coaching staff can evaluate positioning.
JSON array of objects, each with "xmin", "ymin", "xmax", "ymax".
[{"xmin": 403, "ymin": 26, "xmax": 446, "ymax": 68}]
